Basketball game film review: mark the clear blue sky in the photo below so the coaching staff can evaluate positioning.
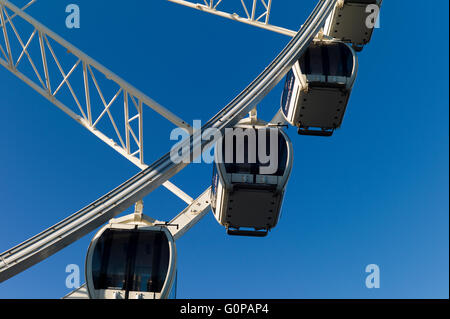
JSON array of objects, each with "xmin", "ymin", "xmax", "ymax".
[{"xmin": 0, "ymin": 0, "xmax": 448, "ymax": 299}]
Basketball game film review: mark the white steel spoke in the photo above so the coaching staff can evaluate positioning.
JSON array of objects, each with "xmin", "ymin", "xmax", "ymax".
[{"xmin": 168, "ymin": 0, "xmax": 295, "ymax": 37}]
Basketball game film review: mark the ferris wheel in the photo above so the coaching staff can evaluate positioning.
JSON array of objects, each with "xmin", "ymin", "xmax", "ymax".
[{"xmin": 0, "ymin": 0, "xmax": 382, "ymax": 299}]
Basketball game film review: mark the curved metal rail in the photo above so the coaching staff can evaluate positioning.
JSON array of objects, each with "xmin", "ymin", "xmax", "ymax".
[{"xmin": 0, "ymin": 0, "xmax": 337, "ymax": 283}]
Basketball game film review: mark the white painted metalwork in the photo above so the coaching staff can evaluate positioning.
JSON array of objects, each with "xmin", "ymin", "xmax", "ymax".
[
  {"xmin": 0, "ymin": 0, "xmax": 193, "ymax": 204},
  {"xmin": 0, "ymin": 0, "xmax": 337, "ymax": 286},
  {"xmin": 169, "ymin": 188, "xmax": 211, "ymax": 241},
  {"xmin": 63, "ymin": 284, "xmax": 89, "ymax": 299},
  {"xmin": 167, "ymin": 0, "xmax": 297, "ymax": 37},
  {"xmin": 0, "ymin": 0, "xmax": 34, "ymax": 27}
]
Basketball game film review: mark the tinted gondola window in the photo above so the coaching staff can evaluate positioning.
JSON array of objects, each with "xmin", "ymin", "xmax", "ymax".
[
  {"xmin": 221, "ymin": 129, "xmax": 288, "ymax": 176},
  {"xmin": 327, "ymin": 43, "xmax": 353, "ymax": 77},
  {"xmin": 299, "ymin": 42, "xmax": 353, "ymax": 78},
  {"xmin": 309, "ymin": 44, "xmax": 324, "ymax": 75},
  {"xmin": 300, "ymin": 43, "xmax": 324, "ymax": 76},
  {"xmin": 276, "ymin": 133, "xmax": 288, "ymax": 176},
  {"xmin": 130, "ymin": 231, "xmax": 170, "ymax": 293},
  {"xmin": 344, "ymin": 44, "xmax": 353, "ymax": 76},
  {"xmin": 327, "ymin": 43, "xmax": 343, "ymax": 76},
  {"xmin": 92, "ymin": 229, "xmax": 129, "ymax": 290},
  {"xmin": 254, "ymin": 129, "xmax": 288, "ymax": 176},
  {"xmin": 92, "ymin": 229, "xmax": 170, "ymax": 293},
  {"xmin": 222, "ymin": 130, "xmax": 257, "ymax": 175}
]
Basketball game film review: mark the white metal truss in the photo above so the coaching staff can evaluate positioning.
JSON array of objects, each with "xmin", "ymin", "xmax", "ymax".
[
  {"xmin": 168, "ymin": 0, "xmax": 296, "ymax": 37},
  {"xmin": 0, "ymin": 0, "xmax": 194, "ymax": 204}
]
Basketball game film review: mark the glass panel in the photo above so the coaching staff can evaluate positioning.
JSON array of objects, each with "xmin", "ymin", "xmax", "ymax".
[
  {"xmin": 92, "ymin": 229, "xmax": 171, "ymax": 294},
  {"xmin": 308, "ymin": 44, "xmax": 324, "ymax": 75},
  {"xmin": 327, "ymin": 43, "xmax": 353, "ymax": 77},
  {"xmin": 299, "ymin": 49, "xmax": 308, "ymax": 74},
  {"xmin": 300, "ymin": 42, "xmax": 354, "ymax": 78},
  {"xmin": 257, "ymin": 130, "xmax": 288, "ymax": 176},
  {"xmin": 130, "ymin": 231, "xmax": 170, "ymax": 293},
  {"xmin": 92, "ymin": 229, "xmax": 129, "ymax": 290},
  {"xmin": 299, "ymin": 43, "xmax": 324, "ymax": 76},
  {"xmin": 220, "ymin": 129, "xmax": 288, "ymax": 177},
  {"xmin": 344, "ymin": 44, "xmax": 354, "ymax": 77},
  {"xmin": 223, "ymin": 132, "xmax": 258, "ymax": 175},
  {"xmin": 91, "ymin": 235, "xmax": 105, "ymax": 289},
  {"xmin": 327, "ymin": 43, "xmax": 342, "ymax": 76},
  {"xmin": 281, "ymin": 69, "xmax": 295, "ymax": 116},
  {"xmin": 277, "ymin": 133, "xmax": 288, "ymax": 176}
]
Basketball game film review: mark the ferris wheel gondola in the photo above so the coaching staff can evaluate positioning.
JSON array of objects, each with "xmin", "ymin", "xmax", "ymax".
[
  {"xmin": 324, "ymin": 0, "xmax": 383, "ymax": 51},
  {"xmin": 280, "ymin": 39, "xmax": 358, "ymax": 136},
  {"xmin": 210, "ymin": 119, "xmax": 293, "ymax": 237},
  {"xmin": 85, "ymin": 214, "xmax": 177, "ymax": 299}
]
